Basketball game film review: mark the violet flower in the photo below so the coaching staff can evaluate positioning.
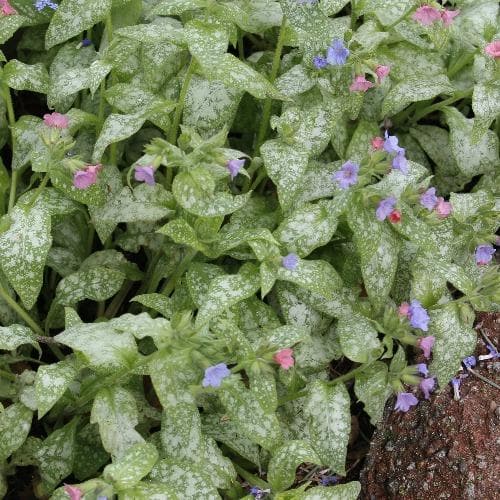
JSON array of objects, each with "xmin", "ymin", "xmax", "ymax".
[
  {"xmin": 134, "ymin": 165, "xmax": 155, "ymax": 186},
  {"xmin": 202, "ymin": 363, "xmax": 230, "ymax": 388},
  {"xmin": 394, "ymin": 392, "xmax": 418, "ymax": 412},
  {"xmin": 383, "ymin": 130, "xmax": 404, "ymax": 155},
  {"xmin": 416, "ymin": 363, "xmax": 428, "ymax": 376},
  {"xmin": 408, "ymin": 300, "xmax": 430, "ymax": 332},
  {"xmin": 475, "ymin": 244, "xmax": 496, "ymax": 265},
  {"xmin": 376, "ymin": 196, "xmax": 396, "ymax": 221},
  {"xmin": 462, "ymin": 356, "xmax": 476, "ymax": 370},
  {"xmin": 420, "ymin": 187, "xmax": 438, "ymax": 210},
  {"xmin": 313, "ymin": 55, "xmax": 328, "ymax": 69},
  {"xmin": 392, "ymin": 151, "xmax": 408, "ymax": 174},
  {"xmin": 226, "ymin": 158, "xmax": 245, "ymax": 180},
  {"xmin": 326, "ymin": 39, "xmax": 349, "ymax": 66},
  {"xmin": 73, "ymin": 164, "xmax": 101, "ymax": 190},
  {"xmin": 332, "ymin": 160, "xmax": 359, "ymax": 189},
  {"xmin": 420, "ymin": 377, "xmax": 435, "ymax": 399},
  {"xmin": 282, "ymin": 253, "xmax": 299, "ymax": 270},
  {"xmin": 35, "ymin": 0, "xmax": 58, "ymax": 10},
  {"xmin": 418, "ymin": 335, "xmax": 435, "ymax": 359},
  {"xmin": 478, "ymin": 344, "xmax": 500, "ymax": 361},
  {"xmin": 451, "ymin": 377, "xmax": 461, "ymax": 400}
]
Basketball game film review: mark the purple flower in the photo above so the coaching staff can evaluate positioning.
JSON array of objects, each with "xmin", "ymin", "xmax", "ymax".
[
  {"xmin": 282, "ymin": 253, "xmax": 299, "ymax": 270},
  {"xmin": 81, "ymin": 38, "xmax": 92, "ymax": 47},
  {"xmin": 226, "ymin": 158, "xmax": 245, "ymax": 180},
  {"xmin": 73, "ymin": 164, "xmax": 101, "ymax": 190},
  {"xmin": 134, "ymin": 165, "xmax": 155, "ymax": 186},
  {"xmin": 313, "ymin": 55, "xmax": 328, "ymax": 69},
  {"xmin": 332, "ymin": 160, "xmax": 359, "ymax": 189},
  {"xmin": 383, "ymin": 130, "xmax": 404, "ymax": 155},
  {"xmin": 408, "ymin": 300, "xmax": 430, "ymax": 332},
  {"xmin": 202, "ymin": 363, "xmax": 230, "ymax": 388},
  {"xmin": 451, "ymin": 377, "xmax": 461, "ymax": 400},
  {"xmin": 320, "ymin": 475, "xmax": 339, "ymax": 486},
  {"xmin": 418, "ymin": 335, "xmax": 435, "ymax": 359},
  {"xmin": 420, "ymin": 377, "xmax": 435, "ymax": 399},
  {"xmin": 420, "ymin": 187, "xmax": 438, "ymax": 210},
  {"xmin": 394, "ymin": 392, "xmax": 418, "ymax": 412},
  {"xmin": 35, "ymin": 0, "xmax": 58, "ymax": 10},
  {"xmin": 326, "ymin": 39, "xmax": 349, "ymax": 66},
  {"xmin": 391, "ymin": 151, "xmax": 408, "ymax": 174},
  {"xmin": 478, "ymin": 344, "xmax": 500, "ymax": 361},
  {"xmin": 475, "ymin": 244, "xmax": 496, "ymax": 265},
  {"xmin": 462, "ymin": 355, "xmax": 476, "ymax": 369},
  {"xmin": 376, "ymin": 196, "xmax": 396, "ymax": 221},
  {"xmin": 416, "ymin": 363, "xmax": 428, "ymax": 376}
]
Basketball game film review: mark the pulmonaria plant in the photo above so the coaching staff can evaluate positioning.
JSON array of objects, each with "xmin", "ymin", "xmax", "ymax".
[{"xmin": 0, "ymin": 1, "xmax": 498, "ymax": 499}]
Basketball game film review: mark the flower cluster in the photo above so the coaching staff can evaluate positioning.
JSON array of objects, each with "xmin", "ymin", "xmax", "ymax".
[
  {"xmin": 35, "ymin": 0, "xmax": 58, "ymax": 11},
  {"xmin": 313, "ymin": 39, "xmax": 349, "ymax": 69},
  {"xmin": 412, "ymin": 5, "xmax": 459, "ymax": 27}
]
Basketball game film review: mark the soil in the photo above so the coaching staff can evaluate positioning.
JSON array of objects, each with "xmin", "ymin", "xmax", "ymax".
[{"xmin": 361, "ymin": 312, "xmax": 500, "ymax": 500}]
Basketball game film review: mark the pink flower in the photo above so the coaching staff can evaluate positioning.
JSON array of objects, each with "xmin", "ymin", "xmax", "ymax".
[
  {"xmin": 388, "ymin": 209, "xmax": 401, "ymax": 223},
  {"xmin": 371, "ymin": 136, "xmax": 384, "ymax": 150},
  {"xmin": 349, "ymin": 75, "xmax": 374, "ymax": 92},
  {"xmin": 485, "ymin": 41, "xmax": 500, "ymax": 59},
  {"xmin": 273, "ymin": 348, "xmax": 294, "ymax": 370},
  {"xmin": 398, "ymin": 302, "xmax": 410, "ymax": 317},
  {"xmin": 412, "ymin": 5, "xmax": 441, "ymax": 26},
  {"xmin": 435, "ymin": 197, "xmax": 452, "ymax": 218},
  {"xmin": 63, "ymin": 484, "xmax": 82, "ymax": 500},
  {"xmin": 43, "ymin": 112, "xmax": 69, "ymax": 129},
  {"xmin": 441, "ymin": 9, "xmax": 459, "ymax": 27},
  {"xmin": 134, "ymin": 165, "xmax": 155, "ymax": 186},
  {"xmin": 0, "ymin": 0, "xmax": 16, "ymax": 15},
  {"xmin": 375, "ymin": 65, "xmax": 390, "ymax": 84},
  {"xmin": 418, "ymin": 336, "xmax": 435, "ymax": 359},
  {"xmin": 73, "ymin": 164, "xmax": 101, "ymax": 190}
]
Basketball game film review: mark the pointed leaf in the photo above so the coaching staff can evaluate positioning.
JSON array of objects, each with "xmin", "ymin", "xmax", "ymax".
[{"xmin": 0, "ymin": 403, "xmax": 32, "ymax": 461}]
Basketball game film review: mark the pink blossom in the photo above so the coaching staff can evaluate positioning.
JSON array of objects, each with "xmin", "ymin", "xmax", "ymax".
[
  {"xmin": 485, "ymin": 41, "xmax": 500, "ymax": 59},
  {"xmin": 73, "ymin": 164, "xmax": 101, "ymax": 190},
  {"xmin": 63, "ymin": 485, "xmax": 82, "ymax": 500},
  {"xmin": 0, "ymin": 0, "xmax": 16, "ymax": 15},
  {"xmin": 349, "ymin": 75, "xmax": 374, "ymax": 92},
  {"xmin": 412, "ymin": 5, "xmax": 441, "ymax": 26},
  {"xmin": 418, "ymin": 336, "xmax": 435, "ymax": 359},
  {"xmin": 441, "ymin": 9, "xmax": 459, "ymax": 27},
  {"xmin": 398, "ymin": 302, "xmax": 410, "ymax": 317},
  {"xmin": 371, "ymin": 136, "xmax": 384, "ymax": 150},
  {"xmin": 274, "ymin": 348, "xmax": 294, "ymax": 370},
  {"xmin": 375, "ymin": 65, "xmax": 390, "ymax": 84},
  {"xmin": 435, "ymin": 197, "xmax": 452, "ymax": 218},
  {"xmin": 43, "ymin": 112, "xmax": 69, "ymax": 129}
]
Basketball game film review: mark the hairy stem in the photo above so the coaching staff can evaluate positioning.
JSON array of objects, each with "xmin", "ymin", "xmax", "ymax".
[
  {"xmin": 412, "ymin": 88, "xmax": 472, "ymax": 123},
  {"xmin": 159, "ymin": 249, "xmax": 197, "ymax": 296},
  {"xmin": 3, "ymin": 84, "xmax": 17, "ymax": 212}
]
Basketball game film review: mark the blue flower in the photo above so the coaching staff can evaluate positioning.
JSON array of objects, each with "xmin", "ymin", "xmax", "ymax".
[
  {"xmin": 320, "ymin": 475, "xmax": 339, "ymax": 486},
  {"xmin": 408, "ymin": 300, "xmax": 430, "ymax": 332},
  {"xmin": 226, "ymin": 158, "xmax": 245, "ymax": 180},
  {"xmin": 394, "ymin": 392, "xmax": 418, "ymax": 412},
  {"xmin": 313, "ymin": 55, "xmax": 328, "ymax": 69},
  {"xmin": 376, "ymin": 196, "xmax": 396, "ymax": 221},
  {"xmin": 420, "ymin": 187, "xmax": 438, "ymax": 211},
  {"xmin": 81, "ymin": 38, "xmax": 92, "ymax": 47},
  {"xmin": 202, "ymin": 363, "xmax": 230, "ymax": 388},
  {"xmin": 332, "ymin": 160, "xmax": 359, "ymax": 189},
  {"xmin": 416, "ymin": 363, "xmax": 428, "ymax": 376},
  {"xmin": 451, "ymin": 377, "xmax": 461, "ymax": 400},
  {"xmin": 462, "ymin": 355, "xmax": 476, "ymax": 369},
  {"xmin": 392, "ymin": 151, "xmax": 408, "ymax": 174},
  {"xmin": 383, "ymin": 130, "xmax": 404, "ymax": 155},
  {"xmin": 326, "ymin": 39, "xmax": 349, "ymax": 66},
  {"xmin": 282, "ymin": 253, "xmax": 299, "ymax": 270},
  {"xmin": 35, "ymin": 0, "xmax": 58, "ymax": 11}
]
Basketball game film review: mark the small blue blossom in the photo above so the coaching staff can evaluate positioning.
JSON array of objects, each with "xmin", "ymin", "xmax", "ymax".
[
  {"xmin": 420, "ymin": 187, "xmax": 438, "ymax": 211},
  {"xmin": 326, "ymin": 39, "xmax": 349, "ymax": 66},
  {"xmin": 462, "ymin": 355, "xmax": 476, "ymax": 369},
  {"xmin": 320, "ymin": 475, "xmax": 339, "ymax": 486},
  {"xmin": 392, "ymin": 151, "xmax": 408, "ymax": 174},
  {"xmin": 202, "ymin": 363, "xmax": 230, "ymax": 388},
  {"xmin": 408, "ymin": 300, "xmax": 430, "ymax": 332},
  {"xmin": 35, "ymin": 0, "xmax": 58, "ymax": 11},
  {"xmin": 282, "ymin": 253, "xmax": 299, "ymax": 270},
  {"xmin": 81, "ymin": 38, "xmax": 92, "ymax": 47},
  {"xmin": 395, "ymin": 392, "xmax": 418, "ymax": 412},
  {"xmin": 313, "ymin": 55, "xmax": 328, "ymax": 69},
  {"xmin": 475, "ymin": 244, "xmax": 496, "ymax": 265},
  {"xmin": 451, "ymin": 377, "xmax": 461, "ymax": 400},
  {"xmin": 383, "ymin": 130, "xmax": 404, "ymax": 155},
  {"xmin": 416, "ymin": 363, "xmax": 428, "ymax": 376},
  {"xmin": 478, "ymin": 344, "xmax": 500, "ymax": 361},
  {"xmin": 376, "ymin": 196, "xmax": 396, "ymax": 221},
  {"xmin": 332, "ymin": 160, "xmax": 359, "ymax": 189},
  {"xmin": 226, "ymin": 158, "xmax": 245, "ymax": 180}
]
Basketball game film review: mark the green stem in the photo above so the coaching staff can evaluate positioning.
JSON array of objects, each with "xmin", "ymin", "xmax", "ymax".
[
  {"xmin": 159, "ymin": 249, "xmax": 197, "ymax": 296},
  {"xmin": 167, "ymin": 60, "xmax": 195, "ymax": 146},
  {"xmin": 0, "ymin": 284, "xmax": 44, "ymax": 337},
  {"xmin": 3, "ymin": 85, "xmax": 17, "ymax": 213},
  {"xmin": 238, "ymin": 32, "xmax": 245, "ymax": 61},
  {"xmin": 27, "ymin": 172, "xmax": 50, "ymax": 209},
  {"xmin": 411, "ymin": 89, "xmax": 472, "ymax": 123},
  {"xmin": 97, "ymin": 80, "xmax": 106, "ymax": 130},
  {"xmin": 233, "ymin": 464, "xmax": 270, "ymax": 490},
  {"xmin": 0, "ymin": 369, "xmax": 16, "ymax": 381},
  {"xmin": 105, "ymin": 13, "xmax": 118, "ymax": 165},
  {"xmin": 253, "ymin": 17, "xmax": 286, "ymax": 157},
  {"xmin": 104, "ymin": 280, "xmax": 133, "ymax": 319},
  {"xmin": 8, "ymin": 171, "xmax": 18, "ymax": 213}
]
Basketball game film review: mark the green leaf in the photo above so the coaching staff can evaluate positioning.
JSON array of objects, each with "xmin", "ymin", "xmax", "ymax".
[
  {"xmin": 120, "ymin": 481, "xmax": 179, "ymax": 500},
  {"xmin": 320, "ymin": 0, "xmax": 351, "ymax": 16},
  {"xmin": 261, "ymin": 140, "xmax": 309, "ymax": 212},
  {"xmin": 36, "ymin": 418, "xmax": 78, "ymax": 490},
  {"xmin": 443, "ymin": 106, "xmax": 499, "ymax": 177},
  {"xmin": 305, "ymin": 381, "xmax": 350, "ymax": 474},
  {"xmin": 172, "ymin": 168, "xmax": 251, "ymax": 217},
  {"xmin": 360, "ymin": 0, "xmax": 415, "ymax": 26},
  {"xmin": 0, "ymin": 205, "xmax": 52, "ymax": 309},
  {"xmin": 45, "ymin": 0, "xmax": 113, "ymax": 49},
  {"xmin": 0, "ymin": 403, "xmax": 33, "ymax": 461},
  {"xmin": 219, "ymin": 380, "xmax": 282, "ymax": 450},
  {"xmin": 196, "ymin": 263, "xmax": 260, "ymax": 326},
  {"xmin": 10, "ymin": 115, "xmax": 44, "ymax": 171},
  {"xmin": 35, "ymin": 360, "xmax": 77, "ymax": 419},
  {"xmin": 3, "ymin": 60, "xmax": 49, "ymax": 93},
  {"xmin": 275, "ymin": 200, "xmax": 339, "ymax": 257},
  {"xmin": 73, "ymin": 423, "xmax": 110, "ymax": 481},
  {"xmin": 0, "ymin": 14, "xmax": 26, "ymax": 45},
  {"xmin": 149, "ymin": 0, "xmax": 204, "ymax": 16},
  {"xmin": 354, "ymin": 362, "xmax": 391, "ymax": 424},
  {"xmin": 288, "ymin": 481, "xmax": 361, "ymax": 499},
  {"xmin": 472, "ymin": 82, "xmax": 500, "ymax": 142},
  {"xmin": 0, "ymin": 324, "xmax": 39, "ymax": 352},
  {"xmin": 429, "ymin": 303, "xmax": 476, "ymax": 387},
  {"xmin": 336, "ymin": 314, "xmax": 382, "ymax": 363},
  {"xmin": 382, "ymin": 75, "xmax": 454, "ymax": 117},
  {"xmin": 275, "ymin": 64, "xmax": 314, "ymax": 99},
  {"xmin": 347, "ymin": 201, "xmax": 399, "ymax": 310},
  {"xmin": 184, "ymin": 19, "xmax": 229, "ymax": 64},
  {"xmin": 55, "ymin": 321, "xmax": 138, "ymax": 372},
  {"xmin": 345, "ymin": 120, "xmax": 380, "ymax": 163},
  {"xmin": 157, "ymin": 218, "xmax": 211, "ymax": 255},
  {"xmin": 277, "ymin": 258, "xmax": 344, "ymax": 299},
  {"xmin": 103, "ymin": 442, "xmax": 158, "ymax": 490},
  {"xmin": 248, "ymin": 361, "xmax": 278, "ymax": 413},
  {"xmin": 131, "ymin": 293, "xmax": 172, "ymax": 319},
  {"xmin": 115, "ymin": 18, "xmax": 185, "ymax": 45},
  {"xmin": 268, "ymin": 440, "xmax": 320, "ymax": 492},
  {"xmin": 90, "ymin": 386, "xmax": 145, "ymax": 459},
  {"xmin": 93, "ymin": 111, "xmax": 146, "ymax": 162}
]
